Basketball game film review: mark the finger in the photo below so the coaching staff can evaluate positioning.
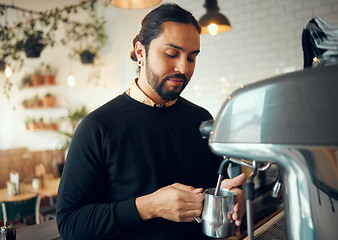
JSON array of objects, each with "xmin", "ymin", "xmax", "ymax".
[
  {"xmin": 232, "ymin": 203, "xmax": 240, "ymax": 218},
  {"xmin": 171, "ymin": 183, "xmax": 203, "ymax": 193},
  {"xmin": 170, "ymin": 184, "xmax": 204, "ymax": 202},
  {"xmin": 221, "ymin": 173, "xmax": 247, "ymax": 189},
  {"xmin": 235, "ymin": 219, "xmax": 242, "ymax": 227},
  {"xmin": 234, "ymin": 225, "xmax": 241, "ymax": 235},
  {"xmin": 181, "ymin": 201, "xmax": 203, "ymax": 211},
  {"xmin": 172, "ymin": 205, "xmax": 203, "ymax": 222},
  {"xmin": 232, "ymin": 211, "xmax": 239, "ymax": 221}
]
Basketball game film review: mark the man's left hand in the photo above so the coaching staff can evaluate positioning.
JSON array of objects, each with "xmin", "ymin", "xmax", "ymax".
[{"xmin": 221, "ymin": 173, "xmax": 247, "ymax": 235}]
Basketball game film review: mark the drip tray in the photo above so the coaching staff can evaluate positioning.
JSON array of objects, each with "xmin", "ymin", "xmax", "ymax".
[{"xmin": 245, "ymin": 211, "xmax": 286, "ymax": 240}]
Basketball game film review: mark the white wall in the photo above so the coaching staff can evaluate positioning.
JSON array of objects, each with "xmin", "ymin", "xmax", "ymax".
[{"xmin": 1, "ymin": 0, "xmax": 338, "ymax": 150}]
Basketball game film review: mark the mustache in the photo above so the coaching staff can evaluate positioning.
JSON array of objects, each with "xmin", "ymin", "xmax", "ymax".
[{"xmin": 164, "ymin": 73, "xmax": 188, "ymax": 82}]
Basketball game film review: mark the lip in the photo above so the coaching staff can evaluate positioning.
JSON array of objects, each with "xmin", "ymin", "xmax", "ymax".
[{"xmin": 167, "ymin": 78, "xmax": 184, "ymax": 87}]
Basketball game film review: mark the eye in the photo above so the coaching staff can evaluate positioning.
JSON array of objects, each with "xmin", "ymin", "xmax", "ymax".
[
  {"xmin": 188, "ymin": 55, "xmax": 197, "ymax": 63},
  {"xmin": 165, "ymin": 48, "xmax": 178, "ymax": 58},
  {"xmin": 188, "ymin": 57, "xmax": 195, "ymax": 63},
  {"xmin": 166, "ymin": 53, "xmax": 177, "ymax": 58}
]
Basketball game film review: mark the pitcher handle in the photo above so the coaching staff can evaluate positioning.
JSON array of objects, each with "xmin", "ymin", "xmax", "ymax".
[
  {"xmin": 195, "ymin": 191, "xmax": 206, "ymax": 223},
  {"xmin": 194, "ymin": 216, "xmax": 202, "ymax": 223}
]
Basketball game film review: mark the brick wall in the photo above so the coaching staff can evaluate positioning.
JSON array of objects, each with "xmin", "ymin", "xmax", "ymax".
[{"xmin": 174, "ymin": 0, "xmax": 338, "ymax": 117}]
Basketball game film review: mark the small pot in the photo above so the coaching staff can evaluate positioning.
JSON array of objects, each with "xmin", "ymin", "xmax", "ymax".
[
  {"xmin": 24, "ymin": 43, "xmax": 45, "ymax": 58},
  {"xmin": 35, "ymin": 99, "xmax": 44, "ymax": 108},
  {"xmin": 80, "ymin": 50, "xmax": 96, "ymax": 64},
  {"xmin": 31, "ymin": 74, "xmax": 45, "ymax": 86},
  {"xmin": 43, "ymin": 95, "xmax": 56, "ymax": 108},
  {"xmin": 45, "ymin": 75, "xmax": 55, "ymax": 84}
]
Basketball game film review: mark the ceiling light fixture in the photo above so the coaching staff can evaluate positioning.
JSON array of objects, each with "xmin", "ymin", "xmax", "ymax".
[
  {"xmin": 199, "ymin": 0, "xmax": 232, "ymax": 36},
  {"xmin": 110, "ymin": 0, "xmax": 161, "ymax": 9}
]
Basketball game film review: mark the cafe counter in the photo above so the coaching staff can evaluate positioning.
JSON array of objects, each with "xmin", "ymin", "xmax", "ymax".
[{"xmin": 16, "ymin": 219, "xmax": 61, "ymax": 240}]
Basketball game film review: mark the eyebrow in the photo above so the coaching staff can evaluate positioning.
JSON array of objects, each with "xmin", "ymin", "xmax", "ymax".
[{"xmin": 166, "ymin": 43, "xmax": 200, "ymax": 55}]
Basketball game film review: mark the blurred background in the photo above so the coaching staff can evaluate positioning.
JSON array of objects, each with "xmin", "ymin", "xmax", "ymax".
[{"xmin": 1, "ymin": 0, "xmax": 338, "ymax": 151}]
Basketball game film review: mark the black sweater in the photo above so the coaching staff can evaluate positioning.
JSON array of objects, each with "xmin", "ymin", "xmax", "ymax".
[{"xmin": 56, "ymin": 93, "xmax": 223, "ymax": 240}]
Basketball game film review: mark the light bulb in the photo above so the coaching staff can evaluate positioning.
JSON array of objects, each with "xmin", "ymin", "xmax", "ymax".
[
  {"xmin": 67, "ymin": 74, "xmax": 76, "ymax": 87},
  {"xmin": 5, "ymin": 65, "xmax": 12, "ymax": 78},
  {"xmin": 208, "ymin": 24, "xmax": 219, "ymax": 36}
]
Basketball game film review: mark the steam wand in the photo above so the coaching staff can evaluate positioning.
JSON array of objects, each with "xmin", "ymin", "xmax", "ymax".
[{"xmin": 214, "ymin": 157, "xmax": 230, "ymax": 196}]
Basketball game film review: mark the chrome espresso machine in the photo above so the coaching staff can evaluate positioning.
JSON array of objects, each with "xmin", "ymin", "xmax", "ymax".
[{"xmin": 206, "ymin": 64, "xmax": 338, "ymax": 239}]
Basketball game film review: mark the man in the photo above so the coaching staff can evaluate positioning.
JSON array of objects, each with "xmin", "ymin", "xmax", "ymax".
[{"xmin": 56, "ymin": 3, "xmax": 246, "ymax": 240}]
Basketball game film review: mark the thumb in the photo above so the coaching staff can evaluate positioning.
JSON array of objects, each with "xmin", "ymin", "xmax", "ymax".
[{"xmin": 221, "ymin": 173, "xmax": 247, "ymax": 190}]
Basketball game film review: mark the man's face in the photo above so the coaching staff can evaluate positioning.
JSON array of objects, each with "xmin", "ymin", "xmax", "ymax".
[{"xmin": 144, "ymin": 22, "xmax": 200, "ymax": 101}]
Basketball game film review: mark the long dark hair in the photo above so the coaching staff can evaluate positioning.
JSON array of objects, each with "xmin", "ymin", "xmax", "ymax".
[{"xmin": 130, "ymin": 3, "xmax": 201, "ymax": 63}]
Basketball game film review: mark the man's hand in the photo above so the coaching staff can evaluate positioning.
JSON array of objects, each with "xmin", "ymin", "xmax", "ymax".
[
  {"xmin": 136, "ymin": 183, "xmax": 204, "ymax": 222},
  {"xmin": 221, "ymin": 173, "xmax": 247, "ymax": 235}
]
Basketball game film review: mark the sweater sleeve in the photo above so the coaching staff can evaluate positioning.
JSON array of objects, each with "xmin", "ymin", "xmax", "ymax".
[{"xmin": 56, "ymin": 115, "xmax": 143, "ymax": 240}]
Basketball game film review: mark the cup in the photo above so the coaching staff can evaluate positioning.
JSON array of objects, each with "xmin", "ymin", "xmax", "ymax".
[
  {"xmin": 6, "ymin": 181, "xmax": 16, "ymax": 196},
  {"xmin": 195, "ymin": 188, "xmax": 237, "ymax": 239},
  {"xmin": 32, "ymin": 177, "xmax": 40, "ymax": 190}
]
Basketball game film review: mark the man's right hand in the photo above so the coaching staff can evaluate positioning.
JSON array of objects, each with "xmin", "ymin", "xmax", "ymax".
[{"xmin": 135, "ymin": 183, "xmax": 204, "ymax": 222}]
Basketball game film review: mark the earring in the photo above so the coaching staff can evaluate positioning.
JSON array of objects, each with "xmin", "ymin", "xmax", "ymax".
[{"xmin": 137, "ymin": 59, "xmax": 143, "ymax": 66}]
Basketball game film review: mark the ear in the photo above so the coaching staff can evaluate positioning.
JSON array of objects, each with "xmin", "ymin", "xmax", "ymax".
[{"xmin": 135, "ymin": 41, "xmax": 145, "ymax": 61}]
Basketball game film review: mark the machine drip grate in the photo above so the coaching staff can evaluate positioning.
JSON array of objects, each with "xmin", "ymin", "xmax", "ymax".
[{"xmin": 254, "ymin": 211, "xmax": 286, "ymax": 240}]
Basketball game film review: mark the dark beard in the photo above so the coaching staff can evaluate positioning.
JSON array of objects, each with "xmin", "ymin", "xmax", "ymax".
[
  {"xmin": 156, "ymin": 73, "xmax": 188, "ymax": 101},
  {"xmin": 146, "ymin": 62, "xmax": 188, "ymax": 101}
]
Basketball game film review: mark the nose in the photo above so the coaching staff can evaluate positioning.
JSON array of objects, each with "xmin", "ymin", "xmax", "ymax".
[{"xmin": 174, "ymin": 58, "xmax": 189, "ymax": 75}]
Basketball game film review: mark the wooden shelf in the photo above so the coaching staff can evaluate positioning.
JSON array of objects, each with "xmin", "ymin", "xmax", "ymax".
[
  {"xmin": 23, "ymin": 106, "xmax": 59, "ymax": 110},
  {"xmin": 22, "ymin": 83, "xmax": 57, "ymax": 89}
]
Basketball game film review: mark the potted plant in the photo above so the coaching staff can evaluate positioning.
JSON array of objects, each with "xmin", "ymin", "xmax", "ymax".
[
  {"xmin": 80, "ymin": 50, "xmax": 96, "ymax": 64},
  {"xmin": 25, "ymin": 117, "xmax": 35, "ymax": 130},
  {"xmin": 32, "ymin": 94, "xmax": 43, "ymax": 108},
  {"xmin": 58, "ymin": 104, "xmax": 87, "ymax": 150},
  {"xmin": 21, "ymin": 98, "xmax": 32, "ymax": 109},
  {"xmin": 30, "ymin": 66, "xmax": 45, "ymax": 86},
  {"xmin": 44, "ymin": 64, "xmax": 57, "ymax": 84},
  {"xmin": 19, "ymin": 74, "xmax": 32, "ymax": 89},
  {"xmin": 23, "ymin": 30, "xmax": 46, "ymax": 58},
  {"xmin": 43, "ymin": 93, "xmax": 56, "ymax": 108},
  {"xmin": 49, "ymin": 122, "xmax": 58, "ymax": 130},
  {"xmin": 66, "ymin": 9, "xmax": 107, "ymax": 65},
  {"xmin": 14, "ymin": 26, "xmax": 49, "ymax": 58}
]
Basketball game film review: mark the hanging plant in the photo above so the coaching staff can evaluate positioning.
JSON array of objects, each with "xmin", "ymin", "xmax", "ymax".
[
  {"xmin": 64, "ymin": 5, "xmax": 108, "ymax": 65},
  {"xmin": 14, "ymin": 25, "xmax": 54, "ymax": 58},
  {"xmin": 80, "ymin": 50, "xmax": 96, "ymax": 64},
  {"xmin": 22, "ymin": 31, "xmax": 46, "ymax": 58}
]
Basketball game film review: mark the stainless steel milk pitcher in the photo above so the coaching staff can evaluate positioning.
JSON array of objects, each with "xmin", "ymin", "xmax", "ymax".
[{"xmin": 195, "ymin": 188, "xmax": 236, "ymax": 238}]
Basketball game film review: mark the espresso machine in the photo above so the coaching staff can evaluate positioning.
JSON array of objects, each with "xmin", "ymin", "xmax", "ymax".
[{"xmin": 206, "ymin": 64, "xmax": 338, "ymax": 239}]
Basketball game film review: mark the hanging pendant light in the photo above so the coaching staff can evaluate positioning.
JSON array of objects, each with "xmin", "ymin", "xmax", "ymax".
[
  {"xmin": 67, "ymin": 73, "xmax": 76, "ymax": 87},
  {"xmin": 5, "ymin": 65, "xmax": 12, "ymax": 78},
  {"xmin": 199, "ymin": 0, "xmax": 232, "ymax": 36},
  {"xmin": 110, "ymin": 0, "xmax": 161, "ymax": 9},
  {"xmin": 67, "ymin": 60, "xmax": 76, "ymax": 87}
]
